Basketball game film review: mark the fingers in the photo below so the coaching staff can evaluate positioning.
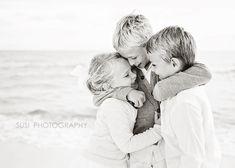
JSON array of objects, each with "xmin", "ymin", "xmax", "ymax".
[
  {"xmin": 133, "ymin": 93, "xmax": 145, "ymax": 108},
  {"xmin": 155, "ymin": 118, "xmax": 161, "ymax": 125},
  {"xmin": 154, "ymin": 112, "xmax": 161, "ymax": 125},
  {"xmin": 139, "ymin": 92, "xmax": 146, "ymax": 107},
  {"xmin": 138, "ymin": 99, "xmax": 143, "ymax": 107},
  {"xmin": 127, "ymin": 90, "xmax": 146, "ymax": 108},
  {"xmin": 141, "ymin": 93, "xmax": 146, "ymax": 102},
  {"xmin": 133, "ymin": 100, "xmax": 140, "ymax": 108}
]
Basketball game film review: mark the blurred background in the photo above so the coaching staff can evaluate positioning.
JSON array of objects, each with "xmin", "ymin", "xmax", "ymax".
[{"xmin": 0, "ymin": 0, "xmax": 235, "ymax": 167}]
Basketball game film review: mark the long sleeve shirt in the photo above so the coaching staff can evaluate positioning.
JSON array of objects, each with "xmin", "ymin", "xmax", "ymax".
[
  {"xmin": 93, "ymin": 63, "xmax": 211, "ymax": 135},
  {"xmin": 84, "ymin": 98, "xmax": 162, "ymax": 167},
  {"xmin": 153, "ymin": 63, "xmax": 212, "ymax": 101},
  {"xmin": 93, "ymin": 63, "xmax": 211, "ymax": 106},
  {"xmin": 160, "ymin": 86, "xmax": 221, "ymax": 168}
]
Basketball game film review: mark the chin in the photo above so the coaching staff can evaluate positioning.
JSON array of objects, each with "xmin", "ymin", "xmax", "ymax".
[
  {"xmin": 137, "ymin": 64, "xmax": 144, "ymax": 68},
  {"xmin": 158, "ymin": 74, "xmax": 166, "ymax": 79}
]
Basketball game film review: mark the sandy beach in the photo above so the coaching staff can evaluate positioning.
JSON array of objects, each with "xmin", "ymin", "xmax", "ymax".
[
  {"xmin": 0, "ymin": 142, "xmax": 85, "ymax": 168},
  {"xmin": 0, "ymin": 142, "xmax": 234, "ymax": 168}
]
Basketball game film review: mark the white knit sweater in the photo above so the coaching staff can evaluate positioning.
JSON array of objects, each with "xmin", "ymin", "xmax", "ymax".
[{"xmin": 84, "ymin": 98, "xmax": 162, "ymax": 167}]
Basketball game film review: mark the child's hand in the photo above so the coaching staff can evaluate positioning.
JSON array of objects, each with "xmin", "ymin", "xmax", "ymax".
[
  {"xmin": 152, "ymin": 84, "xmax": 159, "ymax": 100},
  {"xmin": 155, "ymin": 111, "xmax": 161, "ymax": 125},
  {"xmin": 127, "ymin": 90, "xmax": 146, "ymax": 108}
]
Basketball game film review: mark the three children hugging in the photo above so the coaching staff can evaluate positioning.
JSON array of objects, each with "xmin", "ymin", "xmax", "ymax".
[{"xmin": 82, "ymin": 14, "xmax": 221, "ymax": 168}]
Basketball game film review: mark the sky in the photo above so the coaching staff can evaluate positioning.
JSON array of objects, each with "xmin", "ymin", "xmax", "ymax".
[{"xmin": 0, "ymin": 0, "xmax": 234, "ymax": 51}]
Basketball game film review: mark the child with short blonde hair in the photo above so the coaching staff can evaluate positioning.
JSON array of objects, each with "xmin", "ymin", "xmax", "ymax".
[
  {"xmin": 147, "ymin": 26, "xmax": 221, "ymax": 168},
  {"xmin": 84, "ymin": 52, "xmax": 162, "ymax": 168}
]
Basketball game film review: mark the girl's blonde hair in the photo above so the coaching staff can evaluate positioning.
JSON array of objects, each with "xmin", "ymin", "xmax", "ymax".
[
  {"xmin": 113, "ymin": 14, "xmax": 153, "ymax": 51},
  {"xmin": 86, "ymin": 52, "xmax": 122, "ymax": 95}
]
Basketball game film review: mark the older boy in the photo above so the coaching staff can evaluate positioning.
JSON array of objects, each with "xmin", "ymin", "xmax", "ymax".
[
  {"xmin": 147, "ymin": 26, "xmax": 221, "ymax": 168},
  {"xmin": 94, "ymin": 14, "xmax": 212, "ymax": 168}
]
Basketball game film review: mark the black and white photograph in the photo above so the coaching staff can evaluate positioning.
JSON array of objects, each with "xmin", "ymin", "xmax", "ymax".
[{"xmin": 0, "ymin": 0, "xmax": 234, "ymax": 168}]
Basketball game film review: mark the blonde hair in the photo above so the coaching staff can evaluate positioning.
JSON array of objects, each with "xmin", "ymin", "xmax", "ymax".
[
  {"xmin": 87, "ymin": 52, "xmax": 122, "ymax": 95},
  {"xmin": 113, "ymin": 14, "xmax": 153, "ymax": 51},
  {"xmin": 146, "ymin": 26, "xmax": 196, "ymax": 70}
]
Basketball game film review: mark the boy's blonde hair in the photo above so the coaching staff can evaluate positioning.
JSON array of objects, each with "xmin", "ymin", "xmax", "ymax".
[
  {"xmin": 113, "ymin": 14, "xmax": 153, "ymax": 50},
  {"xmin": 87, "ymin": 52, "xmax": 122, "ymax": 95},
  {"xmin": 146, "ymin": 26, "xmax": 196, "ymax": 70}
]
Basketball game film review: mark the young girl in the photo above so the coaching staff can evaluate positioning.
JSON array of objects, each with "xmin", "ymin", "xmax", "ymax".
[{"xmin": 83, "ymin": 52, "xmax": 162, "ymax": 168}]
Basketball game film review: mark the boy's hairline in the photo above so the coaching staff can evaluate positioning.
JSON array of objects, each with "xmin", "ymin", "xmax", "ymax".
[{"xmin": 113, "ymin": 14, "xmax": 153, "ymax": 51}]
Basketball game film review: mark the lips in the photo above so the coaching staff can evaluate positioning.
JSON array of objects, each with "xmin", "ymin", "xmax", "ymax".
[
  {"xmin": 136, "ymin": 63, "xmax": 142, "ymax": 68},
  {"xmin": 131, "ymin": 75, "xmax": 137, "ymax": 83}
]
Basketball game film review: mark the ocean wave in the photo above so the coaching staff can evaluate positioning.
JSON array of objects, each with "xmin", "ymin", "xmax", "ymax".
[
  {"xmin": 0, "ymin": 83, "xmax": 61, "ymax": 90},
  {"xmin": 0, "ymin": 63, "xmax": 80, "ymax": 70},
  {"xmin": 0, "ymin": 108, "xmax": 96, "ymax": 120},
  {"xmin": 0, "ymin": 112, "xmax": 95, "ymax": 148},
  {"xmin": 213, "ymin": 66, "xmax": 235, "ymax": 74}
]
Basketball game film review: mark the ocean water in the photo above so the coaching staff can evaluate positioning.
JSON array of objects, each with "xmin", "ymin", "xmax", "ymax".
[{"xmin": 0, "ymin": 50, "xmax": 235, "ymax": 155}]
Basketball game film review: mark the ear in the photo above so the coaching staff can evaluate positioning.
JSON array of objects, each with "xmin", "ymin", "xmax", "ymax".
[{"xmin": 171, "ymin": 58, "xmax": 182, "ymax": 70}]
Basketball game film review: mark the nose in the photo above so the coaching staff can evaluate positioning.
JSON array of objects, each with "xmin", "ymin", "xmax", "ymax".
[
  {"xmin": 130, "ymin": 71, "xmax": 137, "ymax": 81},
  {"xmin": 151, "ymin": 66, "xmax": 157, "ymax": 74},
  {"xmin": 128, "ymin": 59, "xmax": 135, "ymax": 66}
]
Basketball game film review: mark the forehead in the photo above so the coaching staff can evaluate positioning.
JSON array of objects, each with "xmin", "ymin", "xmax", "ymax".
[
  {"xmin": 148, "ymin": 51, "xmax": 161, "ymax": 62},
  {"xmin": 119, "ymin": 46, "xmax": 144, "ymax": 58},
  {"xmin": 112, "ymin": 59, "xmax": 130, "ymax": 74}
]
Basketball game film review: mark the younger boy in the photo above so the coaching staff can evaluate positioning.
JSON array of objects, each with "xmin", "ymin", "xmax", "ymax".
[
  {"xmin": 147, "ymin": 26, "xmax": 221, "ymax": 168},
  {"xmin": 94, "ymin": 14, "xmax": 212, "ymax": 168}
]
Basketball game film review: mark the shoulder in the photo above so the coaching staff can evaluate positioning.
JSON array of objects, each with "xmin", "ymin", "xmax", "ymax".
[
  {"xmin": 99, "ymin": 98, "xmax": 137, "ymax": 122},
  {"xmin": 174, "ymin": 86, "xmax": 207, "ymax": 105},
  {"xmin": 167, "ymin": 87, "xmax": 207, "ymax": 123},
  {"xmin": 100, "ymin": 98, "xmax": 136, "ymax": 114},
  {"xmin": 101, "ymin": 98, "xmax": 128, "ymax": 107},
  {"xmin": 165, "ymin": 86, "xmax": 208, "ymax": 118}
]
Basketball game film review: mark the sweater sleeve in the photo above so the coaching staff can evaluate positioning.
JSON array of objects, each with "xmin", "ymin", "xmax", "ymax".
[
  {"xmin": 153, "ymin": 63, "xmax": 212, "ymax": 101},
  {"xmin": 93, "ymin": 87, "xmax": 134, "ymax": 106},
  {"xmin": 102, "ymin": 99, "xmax": 162, "ymax": 154},
  {"xmin": 171, "ymin": 100, "xmax": 205, "ymax": 168}
]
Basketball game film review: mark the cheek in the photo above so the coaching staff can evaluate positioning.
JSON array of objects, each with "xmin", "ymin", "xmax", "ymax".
[
  {"xmin": 109, "ymin": 78, "xmax": 116, "ymax": 88},
  {"xmin": 161, "ymin": 64, "xmax": 173, "ymax": 76},
  {"xmin": 126, "ymin": 77, "xmax": 132, "ymax": 83},
  {"xmin": 118, "ymin": 78, "xmax": 131, "ymax": 87},
  {"xmin": 140, "ymin": 55, "xmax": 145, "ymax": 62},
  {"xmin": 135, "ymin": 56, "xmax": 141, "ymax": 62}
]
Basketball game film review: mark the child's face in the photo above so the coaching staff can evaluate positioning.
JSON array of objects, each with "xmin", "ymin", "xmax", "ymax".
[
  {"xmin": 110, "ymin": 59, "xmax": 136, "ymax": 88},
  {"xmin": 119, "ymin": 46, "xmax": 149, "ymax": 69},
  {"xmin": 148, "ymin": 51, "xmax": 179, "ymax": 79}
]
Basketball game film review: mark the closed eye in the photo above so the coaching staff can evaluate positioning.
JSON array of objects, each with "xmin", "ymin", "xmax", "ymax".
[{"xmin": 125, "ymin": 74, "xmax": 129, "ymax": 77}]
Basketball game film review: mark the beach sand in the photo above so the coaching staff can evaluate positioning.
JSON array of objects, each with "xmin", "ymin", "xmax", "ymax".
[
  {"xmin": 0, "ymin": 142, "xmax": 86, "ymax": 168},
  {"xmin": 0, "ymin": 142, "xmax": 234, "ymax": 168}
]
